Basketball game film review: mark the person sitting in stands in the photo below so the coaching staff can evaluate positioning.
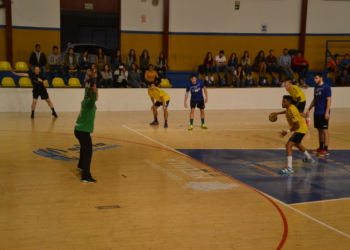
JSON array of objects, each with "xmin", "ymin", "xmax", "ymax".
[
  {"xmin": 128, "ymin": 63, "xmax": 146, "ymax": 88},
  {"xmin": 64, "ymin": 48, "xmax": 80, "ymax": 77},
  {"xmin": 84, "ymin": 63, "xmax": 98, "ymax": 87},
  {"xmin": 265, "ymin": 49, "xmax": 279, "ymax": 79},
  {"xmin": 140, "ymin": 50, "xmax": 150, "ymax": 72},
  {"xmin": 48, "ymin": 46, "xmax": 64, "ymax": 81},
  {"xmin": 234, "ymin": 64, "xmax": 246, "ymax": 88},
  {"xmin": 111, "ymin": 50, "xmax": 121, "ymax": 72},
  {"xmin": 96, "ymin": 48, "xmax": 107, "ymax": 73},
  {"xmin": 114, "ymin": 63, "xmax": 128, "ymax": 88},
  {"xmin": 145, "ymin": 64, "xmax": 160, "ymax": 85},
  {"xmin": 327, "ymin": 53, "xmax": 340, "ymax": 78},
  {"xmin": 253, "ymin": 50, "xmax": 267, "ymax": 78},
  {"xmin": 340, "ymin": 54, "xmax": 350, "ymax": 72},
  {"xmin": 278, "ymin": 48, "xmax": 295, "ymax": 82},
  {"xmin": 126, "ymin": 49, "xmax": 136, "ymax": 70},
  {"xmin": 155, "ymin": 52, "xmax": 167, "ymax": 79},
  {"xmin": 78, "ymin": 51, "xmax": 91, "ymax": 70},
  {"xmin": 292, "ymin": 51, "xmax": 309, "ymax": 80},
  {"xmin": 203, "ymin": 52, "xmax": 215, "ymax": 83},
  {"xmin": 228, "ymin": 53, "xmax": 238, "ymax": 85},
  {"xmin": 101, "ymin": 64, "xmax": 113, "ymax": 88},
  {"xmin": 29, "ymin": 44, "xmax": 47, "ymax": 74},
  {"xmin": 241, "ymin": 51, "xmax": 252, "ymax": 80},
  {"xmin": 214, "ymin": 50, "xmax": 228, "ymax": 82}
]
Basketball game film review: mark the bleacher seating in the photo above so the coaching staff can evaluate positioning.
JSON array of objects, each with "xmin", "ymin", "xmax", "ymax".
[
  {"xmin": 1, "ymin": 77, "xmax": 16, "ymax": 87},
  {"xmin": 0, "ymin": 61, "xmax": 12, "ymax": 71},
  {"xmin": 15, "ymin": 62, "xmax": 29, "ymax": 71},
  {"xmin": 68, "ymin": 77, "xmax": 82, "ymax": 87},
  {"xmin": 52, "ymin": 77, "xmax": 67, "ymax": 87},
  {"xmin": 18, "ymin": 77, "xmax": 32, "ymax": 87}
]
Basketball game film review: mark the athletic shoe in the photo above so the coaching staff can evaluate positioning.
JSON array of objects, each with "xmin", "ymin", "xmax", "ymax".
[
  {"xmin": 164, "ymin": 123, "xmax": 168, "ymax": 128},
  {"xmin": 306, "ymin": 119, "xmax": 310, "ymax": 126},
  {"xmin": 318, "ymin": 150, "xmax": 330, "ymax": 156},
  {"xmin": 201, "ymin": 124, "xmax": 208, "ymax": 129},
  {"xmin": 81, "ymin": 178, "xmax": 97, "ymax": 183},
  {"xmin": 76, "ymin": 167, "xmax": 82, "ymax": 171},
  {"xmin": 52, "ymin": 112, "xmax": 58, "ymax": 118},
  {"xmin": 150, "ymin": 121, "xmax": 159, "ymax": 125},
  {"xmin": 279, "ymin": 166, "xmax": 294, "ymax": 174},
  {"xmin": 311, "ymin": 148, "xmax": 322, "ymax": 154},
  {"xmin": 31, "ymin": 114, "xmax": 34, "ymax": 119},
  {"xmin": 188, "ymin": 125, "xmax": 194, "ymax": 130},
  {"xmin": 302, "ymin": 158, "xmax": 315, "ymax": 163}
]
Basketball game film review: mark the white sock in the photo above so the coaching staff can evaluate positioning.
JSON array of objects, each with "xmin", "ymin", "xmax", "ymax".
[
  {"xmin": 205, "ymin": 76, "xmax": 208, "ymax": 81},
  {"xmin": 303, "ymin": 151, "xmax": 311, "ymax": 159},
  {"xmin": 287, "ymin": 156, "xmax": 293, "ymax": 168}
]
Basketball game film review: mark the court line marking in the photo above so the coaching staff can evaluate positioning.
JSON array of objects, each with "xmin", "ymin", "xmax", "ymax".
[
  {"xmin": 122, "ymin": 126, "xmax": 350, "ymax": 240},
  {"xmin": 251, "ymin": 164, "xmax": 277, "ymax": 176},
  {"xmin": 290, "ymin": 197, "xmax": 350, "ymax": 205}
]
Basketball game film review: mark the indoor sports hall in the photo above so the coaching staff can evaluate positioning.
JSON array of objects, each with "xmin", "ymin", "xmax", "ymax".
[{"xmin": 1, "ymin": 0, "xmax": 350, "ymax": 249}]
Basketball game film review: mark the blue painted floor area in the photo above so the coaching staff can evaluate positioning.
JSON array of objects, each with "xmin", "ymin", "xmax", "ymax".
[{"xmin": 177, "ymin": 149, "xmax": 350, "ymax": 204}]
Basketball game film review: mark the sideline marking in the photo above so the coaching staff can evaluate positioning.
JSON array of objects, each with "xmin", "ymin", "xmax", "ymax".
[
  {"xmin": 251, "ymin": 164, "xmax": 277, "ymax": 176},
  {"xmin": 290, "ymin": 197, "xmax": 350, "ymax": 205}
]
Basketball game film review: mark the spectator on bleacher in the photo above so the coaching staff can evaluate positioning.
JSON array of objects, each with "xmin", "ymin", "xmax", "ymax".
[
  {"xmin": 78, "ymin": 51, "xmax": 91, "ymax": 70},
  {"xmin": 266, "ymin": 49, "xmax": 278, "ymax": 78},
  {"xmin": 253, "ymin": 51, "xmax": 267, "ymax": 78},
  {"xmin": 155, "ymin": 52, "xmax": 167, "ymax": 79},
  {"xmin": 29, "ymin": 44, "xmax": 47, "ymax": 74},
  {"xmin": 128, "ymin": 63, "xmax": 147, "ymax": 88},
  {"xmin": 234, "ymin": 64, "xmax": 245, "ymax": 88},
  {"xmin": 340, "ymin": 54, "xmax": 350, "ymax": 72},
  {"xmin": 241, "ymin": 51, "xmax": 252, "ymax": 80},
  {"xmin": 48, "ymin": 46, "xmax": 64, "ymax": 81},
  {"xmin": 84, "ymin": 63, "xmax": 98, "ymax": 87},
  {"xmin": 228, "ymin": 53, "xmax": 238, "ymax": 83},
  {"xmin": 327, "ymin": 53, "xmax": 340, "ymax": 77},
  {"xmin": 64, "ymin": 48, "xmax": 80, "ymax": 77},
  {"xmin": 114, "ymin": 63, "xmax": 128, "ymax": 88},
  {"xmin": 140, "ymin": 50, "xmax": 150, "ymax": 72},
  {"xmin": 214, "ymin": 50, "xmax": 228, "ymax": 82},
  {"xmin": 111, "ymin": 50, "xmax": 121, "ymax": 72},
  {"xmin": 101, "ymin": 64, "xmax": 113, "ymax": 88},
  {"xmin": 96, "ymin": 48, "xmax": 107, "ymax": 73},
  {"xmin": 145, "ymin": 64, "xmax": 160, "ymax": 85},
  {"xmin": 126, "ymin": 49, "xmax": 136, "ymax": 70},
  {"xmin": 292, "ymin": 51, "xmax": 309, "ymax": 80},
  {"xmin": 202, "ymin": 52, "xmax": 215, "ymax": 83},
  {"xmin": 278, "ymin": 48, "xmax": 295, "ymax": 82}
]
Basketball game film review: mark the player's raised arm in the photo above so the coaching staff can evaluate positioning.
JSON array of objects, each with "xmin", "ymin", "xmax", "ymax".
[{"xmin": 12, "ymin": 71, "xmax": 29, "ymax": 77}]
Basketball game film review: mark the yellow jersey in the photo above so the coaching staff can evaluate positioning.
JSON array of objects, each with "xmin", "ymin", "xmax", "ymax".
[
  {"xmin": 148, "ymin": 87, "xmax": 170, "ymax": 102},
  {"xmin": 286, "ymin": 104, "xmax": 308, "ymax": 134},
  {"xmin": 287, "ymin": 85, "xmax": 306, "ymax": 102}
]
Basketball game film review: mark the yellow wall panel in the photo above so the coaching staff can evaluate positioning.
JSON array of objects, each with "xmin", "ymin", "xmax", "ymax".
[{"xmin": 0, "ymin": 28, "xmax": 7, "ymax": 61}]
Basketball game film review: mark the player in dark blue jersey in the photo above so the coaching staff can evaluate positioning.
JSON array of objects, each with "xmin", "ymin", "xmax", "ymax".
[
  {"xmin": 184, "ymin": 74, "xmax": 208, "ymax": 130},
  {"xmin": 306, "ymin": 72, "xmax": 332, "ymax": 156}
]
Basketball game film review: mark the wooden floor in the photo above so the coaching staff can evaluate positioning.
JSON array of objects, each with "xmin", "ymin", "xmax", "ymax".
[{"xmin": 1, "ymin": 109, "xmax": 350, "ymax": 250}]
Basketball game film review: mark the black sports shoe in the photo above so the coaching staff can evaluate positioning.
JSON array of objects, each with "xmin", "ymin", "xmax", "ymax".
[
  {"xmin": 52, "ymin": 112, "xmax": 58, "ymax": 118},
  {"xmin": 81, "ymin": 178, "xmax": 97, "ymax": 183},
  {"xmin": 31, "ymin": 114, "xmax": 34, "ymax": 119}
]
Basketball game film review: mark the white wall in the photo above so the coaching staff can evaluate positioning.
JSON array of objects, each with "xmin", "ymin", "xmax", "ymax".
[
  {"xmin": 0, "ymin": 8, "xmax": 5, "ymax": 26},
  {"xmin": 306, "ymin": 0, "xmax": 350, "ymax": 34},
  {"xmin": 121, "ymin": 0, "xmax": 164, "ymax": 32},
  {"xmin": 0, "ymin": 87, "xmax": 349, "ymax": 113}
]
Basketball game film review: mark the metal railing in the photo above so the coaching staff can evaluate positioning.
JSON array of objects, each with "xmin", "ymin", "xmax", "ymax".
[{"xmin": 325, "ymin": 40, "xmax": 350, "ymax": 85}]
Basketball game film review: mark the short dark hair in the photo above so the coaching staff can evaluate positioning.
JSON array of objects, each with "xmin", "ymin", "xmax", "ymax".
[
  {"xmin": 334, "ymin": 53, "xmax": 339, "ymax": 58},
  {"xmin": 313, "ymin": 72, "xmax": 323, "ymax": 78},
  {"xmin": 33, "ymin": 65, "xmax": 40, "ymax": 70},
  {"xmin": 285, "ymin": 78, "xmax": 292, "ymax": 82},
  {"xmin": 69, "ymin": 48, "xmax": 73, "ymax": 51},
  {"xmin": 296, "ymin": 51, "xmax": 302, "ymax": 54},
  {"xmin": 345, "ymin": 54, "xmax": 349, "ymax": 57},
  {"xmin": 53, "ymin": 46, "xmax": 58, "ymax": 50},
  {"xmin": 269, "ymin": 49, "xmax": 274, "ymax": 52},
  {"xmin": 35, "ymin": 44, "xmax": 40, "ymax": 48},
  {"xmin": 190, "ymin": 74, "xmax": 197, "ymax": 79},
  {"xmin": 283, "ymin": 48, "xmax": 288, "ymax": 51},
  {"xmin": 219, "ymin": 50, "xmax": 224, "ymax": 54},
  {"xmin": 283, "ymin": 95, "xmax": 293, "ymax": 102}
]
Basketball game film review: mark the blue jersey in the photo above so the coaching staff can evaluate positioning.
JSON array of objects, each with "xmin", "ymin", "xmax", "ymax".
[
  {"xmin": 186, "ymin": 79, "xmax": 205, "ymax": 101},
  {"xmin": 314, "ymin": 83, "xmax": 332, "ymax": 114}
]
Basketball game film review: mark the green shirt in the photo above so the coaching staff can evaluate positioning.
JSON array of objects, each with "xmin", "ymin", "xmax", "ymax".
[{"xmin": 74, "ymin": 88, "xmax": 97, "ymax": 133}]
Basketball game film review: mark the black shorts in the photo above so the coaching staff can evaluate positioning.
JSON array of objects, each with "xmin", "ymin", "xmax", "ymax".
[
  {"xmin": 314, "ymin": 114, "xmax": 329, "ymax": 129},
  {"xmin": 33, "ymin": 89, "xmax": 49, "ymax": 100},
  {"xmin": 292, "ymin": 100, "xmax": 306, "ymax": 113},
  {"xmin": 190, "ymin": 99, "xmax": 205, "ymax": 109},
  {"xmin": 289, "ymin": 132, "xmax": 305, "ymax": 144},
  {"xmin": 155, "ymin": 100, "xmax": 170, "ymax": 107}
]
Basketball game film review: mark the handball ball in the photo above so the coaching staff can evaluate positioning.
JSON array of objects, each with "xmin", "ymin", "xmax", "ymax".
[{"xmin": 269, "ymin": 113, "xmax": 278, "ymax": 122}]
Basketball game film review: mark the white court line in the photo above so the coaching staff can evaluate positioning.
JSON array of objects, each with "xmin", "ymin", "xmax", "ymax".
[
  {"xmin": 290, "ymin": 197, "xmax": 350, "ymax": 205},
  {"xmin": 123, "ymin": 124, "xmax": 350, "ymax": 239}
]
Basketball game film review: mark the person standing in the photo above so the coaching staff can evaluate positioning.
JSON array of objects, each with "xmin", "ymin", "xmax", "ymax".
[
  {"xmin": 148, "ymin": 82, "xmax": 170, "ymax": 128},
  {"xmin": 274, "ymin": 95, "xmax": 314, "ymax": 174},
  {"xmin": 12, "ymin": 66, "xmax": 58, "ymax": 118},
  {"xmin": 48, "ymin": 46, "xmax": 65, "ymax": 81},
  {"xmin": 29, "ymin": 44, "xmax": 47, "ymax": 74},
  {"xmin": 306, "ymin": 72, "xmax": 332, "ymax": 157},
  {"xmin": 184, "ymin": 74, "xmax": 208, "ymax": 130},
  {"xmin": 74, "ymin": 83, "xmax": 98, "ymax": 183}
]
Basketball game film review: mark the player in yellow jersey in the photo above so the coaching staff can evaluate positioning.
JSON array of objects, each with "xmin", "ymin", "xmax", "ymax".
[
  {"xmin": 148, "ymin": 82, "xmax": 170, "ymax": 128},
  {"xmin": 273, "ymin": 95, "xmax": 314, "ymax": 174}
]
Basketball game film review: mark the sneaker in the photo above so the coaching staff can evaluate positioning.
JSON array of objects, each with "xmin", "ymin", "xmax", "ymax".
[
  {"xmin": 81, "ymin": 178, "xmax": 97, "ymax": 183},
  {"xmin": 76, "ymin": 167, "xmax": 82, "ymax": 171},
  {"xmin": 318, "ymin": 150, "xmax": 330, "ymax": 156},
  {"xmin": 188, "ymin": 125, "xmax": 194, "ymax": 130},
  {"xmin": 31, "ymin": 114, "xmax": 34, "ymax": 119},
  {"xmin": 302, "ymin": 158, "xmax": 315, "ymax": 163},
  {"xmin": 150, "ymin": 121, "xmax": 159, "ymax": 125},
  {"xmin": 311, "ymin": 148, "xmax": 322, "ymax": 154},
  {"xmin": 279, "ymin": 166, "xmax": 294, "ymax": 174},
  {"xmin": 201, "ymin": 124, "xmax": 208, "ymax": 129},
  {"xmin": 52, "ymin": 112, "xmax": 58, "ymax": 118},
  {"xmin": 164, "ymin": 123, "xmax": 168, "ymax": 128},
  {"xmin": 306, "ymin": 119, "xmax": 310, "ymax": 126}
]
